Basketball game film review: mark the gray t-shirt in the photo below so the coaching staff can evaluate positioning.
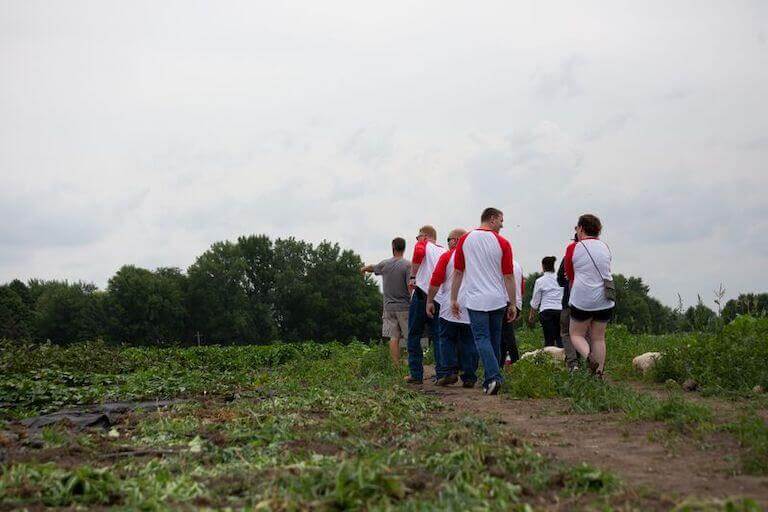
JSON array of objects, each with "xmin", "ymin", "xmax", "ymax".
[{"xmin": 373, "ymin": 257, "xmax": 411, "ymax": 312}]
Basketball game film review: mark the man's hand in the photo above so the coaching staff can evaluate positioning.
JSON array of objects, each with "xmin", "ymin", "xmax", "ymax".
[
  {"xmin": 506, "ymin": 306, "xmax": 518, "ymax": 323},
  {"xmin": 451, "ymin": 300, "xmax": 460, "ymax": 319},
  {"xmin": 426, "ymin": 301, "xmax": 436, "ymax": 319}
]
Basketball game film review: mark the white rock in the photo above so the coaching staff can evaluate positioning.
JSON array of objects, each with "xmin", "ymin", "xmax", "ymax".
[
  {"xmin": 520, "ymin": 347, "xmax": 565, "ymax": 362},
  {"xmin": 632, "ymin": 352, "xmax": 661, "ymax": 374}
]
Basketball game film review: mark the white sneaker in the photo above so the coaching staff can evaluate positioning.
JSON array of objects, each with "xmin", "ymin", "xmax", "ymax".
[{"xmin": 486, "ymin": 380, "xmax": 500, "ymax": 395}]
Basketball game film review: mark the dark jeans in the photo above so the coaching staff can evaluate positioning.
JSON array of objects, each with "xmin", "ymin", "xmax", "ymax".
[
  {"xmin": 468, "ymin": 307, "xmax": 505, "ymax": 388},
  {"xmin": 437, "ymin": 317, "xmax": 478, "ymax": 383},
  {"xmin": 540, "ymin": 309, "xmax": 563, "ymax": 348},
  {"xmin": 501, "ymin": 307, "xmax": 520, "ymax": 365},
  {"xmin": 407, "ymin": 288, "xmax": 438, "ymax": 381}
]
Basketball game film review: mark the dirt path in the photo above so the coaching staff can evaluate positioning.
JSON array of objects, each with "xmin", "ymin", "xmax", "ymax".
[{"xmin": 420, "ymin": 365, "xmax": 768, "ymax": 506}]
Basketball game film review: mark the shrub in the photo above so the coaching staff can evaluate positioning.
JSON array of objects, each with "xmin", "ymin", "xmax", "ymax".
[{"xmin": 652, "ymin": 316, "xmax": 768, "ymax": 393}]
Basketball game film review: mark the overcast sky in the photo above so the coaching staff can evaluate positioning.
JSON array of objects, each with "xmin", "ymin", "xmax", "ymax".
[{"xmin": 2, "ymin": 0, "xmax": 767, "ymax": 309}]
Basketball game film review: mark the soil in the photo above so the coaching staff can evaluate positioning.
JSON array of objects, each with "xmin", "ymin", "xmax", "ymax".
[{"xmin": 421, "ymin": 365, "xmax": 768, "ymax": 506}]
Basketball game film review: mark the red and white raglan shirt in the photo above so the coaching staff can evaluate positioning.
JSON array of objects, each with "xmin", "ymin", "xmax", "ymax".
[
  {"xmin": 412, "ymin": 239, "xmax": 447, "ymax": 294},
  {"xmin": 564, "ymin": 238, "xmax": 615, "ymax": 311},
  {"xmin": 513, "ymin": 259, "xmax": 524, "ymax": 310},
  {"xmin": 430, "ymin": 249, "xmax": 470, "ymax": 324},
  {"xmin": 453, "ymin": 228, "xmax": 514, "ymax": 312}
]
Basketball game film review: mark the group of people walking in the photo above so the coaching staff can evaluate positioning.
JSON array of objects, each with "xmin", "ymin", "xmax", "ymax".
[{"xmin": 361, "ymin": 207, "xmax": 615, "ymax": 395}]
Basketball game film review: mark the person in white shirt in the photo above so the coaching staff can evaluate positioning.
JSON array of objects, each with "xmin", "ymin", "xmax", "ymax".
[
  {"xmin": 426, "ymin": 228, "xmax": 478, "ymax": 387},
  {"xmin": 528, "ymin": 256, "xmax": 564, "ymax": 348},
  {"xmin": 500, "ymin": 260, "xmax": 524, "ymax": 366},
  {"xmin": 450, "ymin": 207, "xmax": 517, "ymax": 395},
  {"xmin": 564, "ymin": 214, "xmax": 615, "ymax": 378},
  {"xmin": 405, "ymin": 225, "xmax": 447, "ymax": 384}
]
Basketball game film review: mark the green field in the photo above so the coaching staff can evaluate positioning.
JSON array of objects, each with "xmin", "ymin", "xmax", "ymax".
[{"xmin": 1, "ymin": 319, "xmax": 767, "ymax": 510}]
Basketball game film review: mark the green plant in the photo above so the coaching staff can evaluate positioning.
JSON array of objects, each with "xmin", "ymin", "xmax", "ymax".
[{"xmin": 726, "ymin": 410, "xmax": 768, "ymax": 475}]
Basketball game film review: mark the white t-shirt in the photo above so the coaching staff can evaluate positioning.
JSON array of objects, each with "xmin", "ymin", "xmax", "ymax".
[
  {"xmin": 413, "ymin": 240, "xmax": 447, "ymax": 294},
  {"xmin": 530, "ymin": 272, "xmax": 564, "ymax": 312},
  {"xmin": 430, "ymin": 249, "xmax": 470, "ymax": 324},
  {"xmin": 564, "ymin": 238, "xmax": 615, "ymax": 311},
  {"xmin": 453, "ymin": 228, "xmax": 514, "ymax": 312},
  {"xmin": 513, "ymin": 259, "xmax": 524, "ymax": 310}
]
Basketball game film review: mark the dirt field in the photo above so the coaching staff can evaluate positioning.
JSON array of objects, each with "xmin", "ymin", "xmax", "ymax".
[{"xmin": 422, "ymin": 365, "xmax": 768, "ymax": 507}]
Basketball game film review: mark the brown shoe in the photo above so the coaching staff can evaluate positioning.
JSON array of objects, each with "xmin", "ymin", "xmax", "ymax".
[
  {"xmin": 404, "ymin": 375, "xmax": 423, "ymax": 385},
  {"xmin": 461, "ymin": 380, "xmax": 476, "ymax": 389},
  {"xmin": 587, "ymin": 356, "xmax": 600, "ymax": 375},
  {"xmin": 435, "ymin": 374, "xmax": 459, "ymax": 386}
]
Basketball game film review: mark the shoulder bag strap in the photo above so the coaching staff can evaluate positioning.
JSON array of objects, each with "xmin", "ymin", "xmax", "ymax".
[{"xmin": 579, "ymin": 241, "xmax": 606, "ymax": 280}]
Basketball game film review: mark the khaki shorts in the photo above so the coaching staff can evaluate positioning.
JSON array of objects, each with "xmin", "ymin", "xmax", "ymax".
[{"xmin": 382, "ymin": 310, "xmax": 409, "ymax": 339}]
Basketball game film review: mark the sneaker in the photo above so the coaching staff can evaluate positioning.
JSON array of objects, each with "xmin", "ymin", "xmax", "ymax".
[
  {"xmin": 462, "ymin": 380, "xmax": 476, "ymax": 389},
  {"xmin": 404, "ymin": 375, "xmax": 423, "ymax": 385},
  {"xmin": 436, "ymin": 374, "xmax": 459, "ymax": 386},
  {"xmin": 486, "ymin": 380, "xmax": 501, "ymax": 396},
  {"xmin": 568, "ymin": 365, "xmax": 580, "ymax": 374}
]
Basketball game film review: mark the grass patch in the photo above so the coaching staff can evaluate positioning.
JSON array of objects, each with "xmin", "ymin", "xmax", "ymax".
[
  {"xmin": 503, "ymin": 356, "xmax": 714, "ymax": 435},
  {"xmin": 653, "ymin": 316, "xmax": 768, "ymax": 394},
  {"xmin": 725, "ymin": 409, "xmax": 768, "ymax": 475}
]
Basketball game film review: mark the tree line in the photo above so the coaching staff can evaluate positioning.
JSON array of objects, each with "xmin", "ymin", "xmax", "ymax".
[
  {"xmin": 1, "ymin": 234, "xmax": 765, "ymax": 345},
  {"xmin": 519, "ymin": 273, "xmax": 766, "ymax": 334},
  {"xmin": 0, "ymin": 235, "xmax": 381, "ymax": 345}
]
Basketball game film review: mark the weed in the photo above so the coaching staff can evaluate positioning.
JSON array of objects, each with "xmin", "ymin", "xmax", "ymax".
[{"xmin": 725, "ymin": 410, "xmax": 768, "ymax": 475}]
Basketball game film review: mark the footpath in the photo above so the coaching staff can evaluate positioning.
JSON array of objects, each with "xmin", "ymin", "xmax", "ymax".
[{"xmin": 421, "ymin": 365, "xmax": 768, "ymax": 506}]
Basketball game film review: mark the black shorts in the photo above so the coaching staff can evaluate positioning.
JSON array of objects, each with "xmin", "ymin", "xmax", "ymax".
[{"xmin": 570, "ymin": 305, "xmax": 614, "ymax": 323}]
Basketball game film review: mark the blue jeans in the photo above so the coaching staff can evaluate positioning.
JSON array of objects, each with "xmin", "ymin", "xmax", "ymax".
[
  {"xmin": 438, "ymin": 317, "xmax": 478, "ymax": 383},
  {"xmin": 468, "ymin": 307, "xmax": 506, "ymax": 388},
  {"xmin": 407, "ymin": 288, "xmax": 438, "ymax": 381}
]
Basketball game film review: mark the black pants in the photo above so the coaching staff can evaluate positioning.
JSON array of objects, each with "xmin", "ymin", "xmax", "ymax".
[
  {"xmin": 540, "ymin": 309, "xmax": 563, "ymax": 348},
  {"xmin": 500, "ymin": 307, "xmax": 520, "ymax": 365}
]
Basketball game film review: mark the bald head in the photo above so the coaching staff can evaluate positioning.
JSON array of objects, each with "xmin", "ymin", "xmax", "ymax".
[{"xmin": 447, "ymin": 228, "xmax": 467, "ymax": 249}]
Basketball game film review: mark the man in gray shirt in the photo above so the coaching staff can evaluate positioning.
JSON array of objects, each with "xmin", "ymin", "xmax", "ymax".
[{"xmin": 361, "ymin": 237, "xmax": 411, "ymax": 366}]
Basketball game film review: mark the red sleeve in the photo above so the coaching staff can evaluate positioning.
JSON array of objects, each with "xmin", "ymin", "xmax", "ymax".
[
  {"xmin": 496, "ymin": 234, "xmax": 514, "ymax": 275},
  {"xmin": 411, "ymin": 239, "xmax": 427, "ymax": 264},
  {"xmin": 429, "ymin": 250, "xmax": 452, "ymax": 287},
  {"xmin": 564, "ymin": 242, "xmax": 576, "ymax": 283},
  {"xmin": 453, "ymin": 233, "xmax": 468, "ymax": 271}
]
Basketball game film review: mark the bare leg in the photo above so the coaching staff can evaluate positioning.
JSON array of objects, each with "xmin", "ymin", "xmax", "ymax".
[
  {"xmin": 588, "ymin": 322, "xmax": 608, "ymax": 371},
  {"xmin": 569, "ymin": 319, "xmax": 592, "ymax": 359},
  {"xmin": 389, "ymin": 337, "xmax": 401, "ymax": 367}
]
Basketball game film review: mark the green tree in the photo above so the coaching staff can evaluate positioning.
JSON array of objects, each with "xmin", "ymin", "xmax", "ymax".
[
  {"xmin": 722, "ymin": 293, "xmax": 768, "ymax": 323},
  {"xmin": 105, "ymin": 265, "xmax": 188, "ymax": 344},
  {"xmin": 33, "ymin": 281, "xmax": 105, "ymax": 344},
  {"xmin": 684, "ymin": 296, "xmax": 719, "ymax": 332},
  {"xmin": 301, "ymin": 240, "xmax": 381, "ymax": 342},
  {"xmin": 8, "ymin": 279, "xmax": 33, "ymax": 308},
  {"xmin": 238, "ymin": 235, "xmax": 279, "ymax": 340},
  {"xmin": 0, "ymin": 285, "xmax": 32, "ymax": 340},
  {"xmin": 187, "ymin": 241, "xmax": 256, "ymax": 344}
]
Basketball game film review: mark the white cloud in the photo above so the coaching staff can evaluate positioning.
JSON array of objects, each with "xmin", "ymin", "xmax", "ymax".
[{"xmin": 1, "ymin": 0, "xmax": 767, "ymax": 310}]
